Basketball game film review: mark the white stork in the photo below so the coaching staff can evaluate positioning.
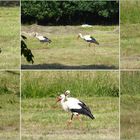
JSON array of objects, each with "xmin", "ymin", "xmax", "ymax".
[
  {"xmin": 77, "ymin": 33, "xmax": 99, "ymax": 47},
  {"xmin": 57, "ymin": 92, "xmax": 95, "ymax": 124},
  {"xmin": 34, "ymin": 32, "xmax": 52, "ymax": 43}
]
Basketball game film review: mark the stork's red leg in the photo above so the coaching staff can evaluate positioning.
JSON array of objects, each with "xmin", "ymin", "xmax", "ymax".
[
  {"xmin": 76, "ymin": 114, "xmax": 81, "ymax": 121},
  {"xmin": 67, "ymin": 114, "xmax": 73, "ymax": 126}
]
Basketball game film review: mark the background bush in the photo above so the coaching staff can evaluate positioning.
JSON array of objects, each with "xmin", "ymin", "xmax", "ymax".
[{"xmin": 21, "ymin": 1, "xmax": 119, "ymax": 25}]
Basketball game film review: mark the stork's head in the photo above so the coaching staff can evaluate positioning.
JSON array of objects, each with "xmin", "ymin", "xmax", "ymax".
[
  {"xmin": 56, "ymin": 94, "xmax": 65, "ymax": 102},
  {"xmin": 64, "ymin": 90, "xmax": 70, "ymax": 96}
]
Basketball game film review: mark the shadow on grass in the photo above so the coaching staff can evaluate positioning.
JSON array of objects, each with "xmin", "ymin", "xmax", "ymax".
[{"xmin": 21, "ymin": 63, "xmax": 118, "ymax": 69}]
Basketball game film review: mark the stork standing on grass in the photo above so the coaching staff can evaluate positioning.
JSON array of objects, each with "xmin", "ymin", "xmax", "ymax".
[
  {"xmin": 57, "ymin": 90, "xmax": 95, "ymax": 125},
  {"xmin": 34, "ymin": 32, "xmax": 52, "ymax": 43},
  {"xmin": 77, "ymin": 33, "xmax": 99, "ymax": 47}
]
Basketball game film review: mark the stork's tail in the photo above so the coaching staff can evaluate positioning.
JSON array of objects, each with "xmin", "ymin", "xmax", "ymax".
[
  {"xmin": 91, "ymin": 36, "xmax": 99, "ymax": 45},
  {"xmin": 87, "ymin": 112, "xmax": 95, "ymax": 120},
  {"xmin": 84, "ymin": 110, "xmax": 95, "ymax": 120},
  {"xmin": 49, "ymin": 39, "xmax": 52, "ymax": 43},
  {"xmin": 94, "ymin": 40, "xmax": 99, "ymax": 45}
]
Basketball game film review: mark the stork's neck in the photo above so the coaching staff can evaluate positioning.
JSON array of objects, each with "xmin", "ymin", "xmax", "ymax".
[
  {"xmin": 79, "ymin": 33, "xmax": 84, "ymax": 39},
  {"xmin": 35, "ymin": 33, "xmax": 39, "ymax": 37},
  {"xmin": 60, "ymin": 96, "xmax": 69, "ymax": 112},
  {"xmin": 60, "ymin": 96, "xmax": 66, "ymax": 104}
]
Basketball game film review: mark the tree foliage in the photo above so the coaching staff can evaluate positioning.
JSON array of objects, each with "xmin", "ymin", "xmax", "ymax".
[
  {"xmin": 21, "ymin": 1, "xmax": 119, "ymax": 25},
  {"xmin": 0, "ymin": 1, "xmax": 19, "ymax": 6},
  {"xmin": 21, "ymin": 35, "xmax": 34, "ymax": 64}
]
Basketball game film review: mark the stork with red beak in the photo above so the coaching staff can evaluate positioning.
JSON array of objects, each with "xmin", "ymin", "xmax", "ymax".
[{"xmin": 56, "ymin": 90, "xmax": 95, "ymax": 124}]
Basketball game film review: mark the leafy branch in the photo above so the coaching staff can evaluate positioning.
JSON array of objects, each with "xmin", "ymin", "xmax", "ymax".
[{"xmin": 21, "ymin": 35, "xmax": 34, "ymax": 64}]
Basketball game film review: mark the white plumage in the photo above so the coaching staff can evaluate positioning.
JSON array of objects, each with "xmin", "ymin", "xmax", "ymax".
[
  {"xmin": 57, "ymin": 91, "xmax": 95, "ymax": 122},
  {"xmin": 78, "ymin": 33, "xmax": 99, "ymax": 47},
  {"xmin": 34, "ymin": 32, "xmax": 51, "ymax": 43}
]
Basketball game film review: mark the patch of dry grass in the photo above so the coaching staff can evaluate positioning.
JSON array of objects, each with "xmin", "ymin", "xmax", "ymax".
[{"xmin": 21, "ymin": 25, "xmax": 119, "ymax": 69}]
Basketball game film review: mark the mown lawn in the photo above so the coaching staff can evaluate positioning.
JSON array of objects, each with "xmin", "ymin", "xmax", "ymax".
[
  {"xmin": 0, "ymin": 94, "xmax": 20, "ymax": 140},
  {"xmin": 121, "ymin": 95, "xmax": 140, "ymax": 140},
  {"xmin": 21, "ymin": 25, "xmax": 119, "ymax": 69},
  {"xmin": 120, "ymin": 71, "xmax": 140, "ymax": 140},
  {"xmin": 21, "ymin": 71, "xmax": 119, "ymax": 140},
  {"xmin": 120, "ymin": 0, "xmax": 140, "ymax": 69},
  {"xmin": 0, "ymin": 7, "xmax": 20, "ymax": 69},
  {"xmin": 21, "ymin": 97, "xmax": 119, "ymax": 140},
  {"xmin": 0, "ymin": 71, "xmax": 20, "ymax": 140},
  {"xmin": 120, "ymin": 24, "xmax": 140, "ymax": 69}
]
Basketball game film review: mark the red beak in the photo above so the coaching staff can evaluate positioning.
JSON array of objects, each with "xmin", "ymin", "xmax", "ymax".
[{"xmin": 56, "ymin": 96, "xmax": 61, "ymax": 102}]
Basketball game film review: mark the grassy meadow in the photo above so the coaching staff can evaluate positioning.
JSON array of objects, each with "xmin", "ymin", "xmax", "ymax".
[
  {"xmin": 0, "ymin": 71, "xmax": 20, "ymax": 140},
  {"xmin": 121, "ymin": 71, "xmax": 140, "ymax": 140},
  {"xmin": 0, "ymin": 7, "xmax": 20, "ymax": 69},
  {"xmin": 21, "ymin": 25, "xmax": 119, "ymax": 69},
  {"xmin": 120, "ymin": 0, "xmax": 140, "ymax": 69},
  {"xmin": 21, "ymin": 71, "xmax": 119, "ymax": 140}
]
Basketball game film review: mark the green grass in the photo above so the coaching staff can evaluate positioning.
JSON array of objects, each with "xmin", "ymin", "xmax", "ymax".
[
  {"xmin": 21, "ymin": 25, "xmax": 119, "ymax": 69},
  {"xmin": 21, "ymin": 71, "xmax": 119, "ymax": 139},
  {"xmin": 120, "ymin": 24, "xmax": 140, "ymax": 69},
  {"xmin": 0, "ymin": 71, "xmax": 20, "ymax": 140},
  {"xmin": 21, "ymin": 97, "xmax": 119, "ymax": 140},
  {"xmin": 21, "ymin": 71, "xmax": 119, "ymax": 98},
  {"xmin": 121, "ymin": 71, "xmax": 140, "ymax": 140},
  {"xmin": 121, "ymin": 95, "xmax": 140, "ymax": 140},
  {"xmin": 0, "ymin": 7, "xmax": 20, "ymax": 69},
  {"xmin": 121, "ymin": 0, "xmax": 140, "ymax": 24},
  {"xmin": 0, "ymin": 71, "xmax": 20, "ymax": 95},
  {"xmin": 121, "ymin": 71, "xmax": 140, "ymax": 95},
  {"xmin": 120, "ymin": 1, "xmax": 140, "ymax": 69}
]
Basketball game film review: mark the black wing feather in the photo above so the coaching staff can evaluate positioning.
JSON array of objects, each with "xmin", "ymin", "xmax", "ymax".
[
  {"xmin": 43, "ymin": 36, "xmax": 52, "ymax": 43},
  {"xmin": 70, "ymin": 101, "xmax": 95, "ymax": 120},
  {"xmin": 90, "ymin": 36, "xmax": 99, "ymax": 45}
]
